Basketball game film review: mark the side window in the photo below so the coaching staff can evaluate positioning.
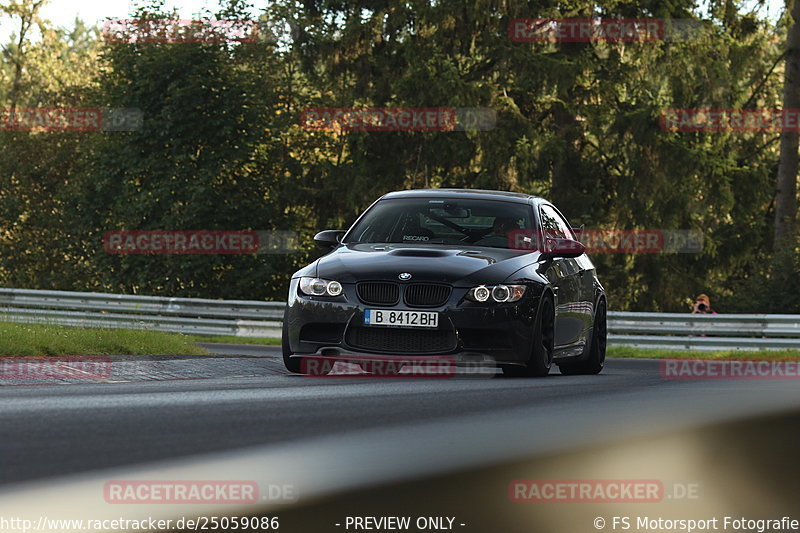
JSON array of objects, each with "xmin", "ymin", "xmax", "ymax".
[
  {"xmin": 539, "ymin": 205, "xmax": 570, "ymax": 240},
  {"xmin": 551, "ymin": 207, "xmax": 575, "ymax": 240}
]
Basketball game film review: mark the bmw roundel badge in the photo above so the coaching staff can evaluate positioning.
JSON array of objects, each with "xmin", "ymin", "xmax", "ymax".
[{"xmin": 398, "ymin": 272, "xmax": 412, "ymax": 281}]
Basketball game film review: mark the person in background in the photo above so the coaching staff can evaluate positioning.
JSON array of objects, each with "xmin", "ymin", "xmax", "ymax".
[{"xmin": 691, "ymin": 294, "xmax": 716, "ymax": 314}]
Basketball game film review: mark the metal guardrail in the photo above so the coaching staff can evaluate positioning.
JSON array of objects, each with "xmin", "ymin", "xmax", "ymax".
[
  {"xmin": 609, "ymin": 311, "xmax": 800, "ymax": 337},
  {"xmin": 0, "ymin": 288, "xmax": 798, "ymax": 350},
  {"xmin": 0, "ymin": 288, "xmax": 283, "ymax": 338},
  {"xmin": 0, "ymin": 288, "xmax": 285, "ymax": 319},
  {"xmin": 608, "ymin": 311, "xmax": 800, "ymax": 350}
]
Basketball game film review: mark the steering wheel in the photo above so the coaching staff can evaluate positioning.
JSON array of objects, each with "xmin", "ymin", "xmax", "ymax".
[{"xmin": 460, "ymin": 227, "xmax": 494, "ymax": 243}]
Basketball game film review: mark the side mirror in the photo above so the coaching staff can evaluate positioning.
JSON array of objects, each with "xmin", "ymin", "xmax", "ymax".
[
  {"xmin": 313, "ymin": 230, "xmax": 345, "ymax": 250},
  {"xmin": 541, "ymin": 237, "xmax": 585, "ymax": 259}
]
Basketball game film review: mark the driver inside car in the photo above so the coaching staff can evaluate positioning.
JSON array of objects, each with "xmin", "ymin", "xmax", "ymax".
[{"xmin": 475, "ymin": 216, "xmax": 520, "ymax": 248}]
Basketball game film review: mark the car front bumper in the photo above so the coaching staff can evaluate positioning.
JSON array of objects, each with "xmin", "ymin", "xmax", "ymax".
[{"xmin": 284, "ymin": 278, "xmax": 543, "ymax": 366}]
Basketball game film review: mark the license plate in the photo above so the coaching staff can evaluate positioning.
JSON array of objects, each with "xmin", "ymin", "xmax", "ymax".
[{"xmin": 364, "ymin": 309, "xmax": 438, "ymax": 328}]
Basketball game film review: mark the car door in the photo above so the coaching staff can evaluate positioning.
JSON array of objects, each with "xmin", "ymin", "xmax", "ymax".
[
  {"xmin": 547, "ymin": 205, "xmax": 596, "ymax": 347},
  {"xmin": 538, "ymin": 204, "xmax": 585, "ymax": 355}
]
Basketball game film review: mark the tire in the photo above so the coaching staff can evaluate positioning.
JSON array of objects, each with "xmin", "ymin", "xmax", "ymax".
[
  {"xmin": 558, "ymin": 299, "xmax": 606, "ymax": 375},
  {"xmin": 501, "ymin": 294, "xmax": 554, "ymax": 377},
  {"xmin": 282, "ymin": 320, "xmax": 303, "ymax": 374},
  {"xmin": 283, "ymin": 320, "xmax": 332, "ymax": 375}
]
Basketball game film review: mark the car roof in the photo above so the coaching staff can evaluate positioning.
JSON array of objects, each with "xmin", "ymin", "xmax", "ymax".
[{"xmin": 381, "ymin": 188, "xmax": 541, "ymax": 204}]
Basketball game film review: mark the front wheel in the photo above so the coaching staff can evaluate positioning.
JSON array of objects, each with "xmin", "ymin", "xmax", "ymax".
[
  {"xmin": 282, "ymin": 320, "xmax": 302, "ymax": 374},
  {"xmin": 558, "ymin": 299, "xmax": 606, "ymax": 375},
  {"xmin": 502, "ymin": 295, "xmax": 554, "ymax": 377},
  {"xmin": 283, "ymin": 320, "xmax": 332, "ymax": 375}
]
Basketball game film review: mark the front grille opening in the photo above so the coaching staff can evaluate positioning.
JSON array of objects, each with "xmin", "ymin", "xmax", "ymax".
[
  {"xmin": 357, "ymin": 282, "xmax": 400, "ymax": 306},
  {"xmin": 404, "ymin": 283, "xmax": 451, "ymax": 307},
  {"xmin": 346, "ymin": 326, "xmax": 456, "ymax": 353}
]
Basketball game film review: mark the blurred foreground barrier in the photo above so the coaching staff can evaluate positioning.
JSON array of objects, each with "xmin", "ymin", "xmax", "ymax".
[{"xmin": 0, "ymin": 288, "xmax": 798, "ymax": 349}]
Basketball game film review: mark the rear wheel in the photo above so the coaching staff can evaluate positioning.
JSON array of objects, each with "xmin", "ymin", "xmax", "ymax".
[
  {"xmin": 558, "ymin": 299, "xmax": 606, "ymax": 375},
  {"xmin": 502, "ymin": 294, "xmax": 554, "ymax": 377}
]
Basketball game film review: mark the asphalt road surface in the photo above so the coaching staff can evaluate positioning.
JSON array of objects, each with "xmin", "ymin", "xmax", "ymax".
[
  {"xmin": 2, "ymin": 345, "xmax": 799, "ymax": 488},
  {"xmin": 3, "ymin": 345, "xmax": 800, "ymax": 533}
]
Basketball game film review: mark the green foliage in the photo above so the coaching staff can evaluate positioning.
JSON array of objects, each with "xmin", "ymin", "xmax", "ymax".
[
  {"xmin": 0, "ymin": 0, "xmax": 797, "ymax": 310},
  {"xmin": 73, "ymin": 1, "xmax": 300, "ymax": 298},
  {"xmin": 0, "ymin": 4, "xmax": 102, "ymax": 290},
  {"xmin": 717, "ymin": 246, "xmax": 800, "ymax": 313}
]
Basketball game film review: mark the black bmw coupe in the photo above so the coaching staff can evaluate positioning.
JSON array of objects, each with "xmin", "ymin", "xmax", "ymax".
[{"xmin": 282, "ymin": 189, "xmax": 606, "ymax": 377}]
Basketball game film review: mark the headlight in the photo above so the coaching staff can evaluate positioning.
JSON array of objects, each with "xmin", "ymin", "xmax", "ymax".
[
  {"xmin": 473, "ymin": 285, "xmax": 490, "ymax": 302},
  {"xmin": 299, "ymin": 277, "xmax": 343, "ymax": 297},
  {"xmin": 466, "ymin": 284, "xmax": 526, "ymax": 303},
  {"xmin": 492, "ymin": 285, "xmax": 511, "ymax": 302}
]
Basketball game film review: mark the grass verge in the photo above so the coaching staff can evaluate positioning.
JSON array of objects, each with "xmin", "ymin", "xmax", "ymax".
[
  {"xmin": 607, "ymin": 346, "xmax": 800, "ymax": 360},
  {"xmin": 1, "ymin": 321, "xmax": 794, "ymax": 359},
  {"xmin": 0, "ymin": 322, "xmax": 208, "ymax": 356}
]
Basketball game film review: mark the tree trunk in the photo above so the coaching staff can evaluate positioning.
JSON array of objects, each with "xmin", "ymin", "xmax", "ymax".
[
  {"xmin": 775, "ymin": 0, "xmax": 800, "ymax": 248},
  {"xmin": 4, "ymin": 0, "xmax": 46, "ymax": 113}
]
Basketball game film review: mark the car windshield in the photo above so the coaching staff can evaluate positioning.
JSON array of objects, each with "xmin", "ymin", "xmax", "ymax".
[{"xmin": 343, "ymin": 197, "xmax": 535, "ymax": 248}]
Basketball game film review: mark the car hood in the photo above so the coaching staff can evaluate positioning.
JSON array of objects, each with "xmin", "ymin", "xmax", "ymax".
[{"xmin": 313, "ymin": 243, "xmax": 542, "ymax": 286}]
